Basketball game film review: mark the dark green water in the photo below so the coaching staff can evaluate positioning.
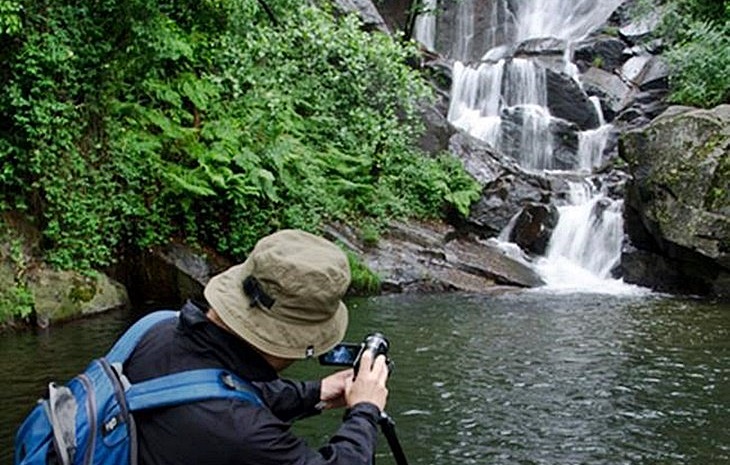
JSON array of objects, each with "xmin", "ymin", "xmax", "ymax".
[{"xmin": 1, "ymin": 292, "xmax": 729, "ymax": 464}]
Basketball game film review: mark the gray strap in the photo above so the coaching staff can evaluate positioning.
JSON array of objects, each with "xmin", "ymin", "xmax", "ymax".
[{"xmin": 48, "ymin": 382, "xmax": 78, "ymax": 465}]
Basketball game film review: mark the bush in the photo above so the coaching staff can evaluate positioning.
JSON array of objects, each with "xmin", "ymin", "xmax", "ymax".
[
  {"xmin": 649, "ymin": 0, "xmax": 730, "ymax": 107},
  {"xmin": 664, "ymin": 20, "xmax": 730, "ymax": 107},
  {"xmin": 0, "ymin": 0, "xmax": 480, "ymax": 270}
]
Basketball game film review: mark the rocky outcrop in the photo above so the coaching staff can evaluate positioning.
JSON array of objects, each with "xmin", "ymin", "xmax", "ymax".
[
  {"xmin": 324, "ymin": 221, "xmax": 544, "ymax": 292},
  {"xmin": 620, "ymin": 105, "xmax": 730, "ymax": 297}
]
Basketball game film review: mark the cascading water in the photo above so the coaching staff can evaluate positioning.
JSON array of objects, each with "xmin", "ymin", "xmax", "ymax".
[
  {"xmin": 413, "ymin": 0, "xmax": 437, "ymax": 51},
  {"xmin": 416, "ymin": 0, "xmax": 643, "ymax": 293},
  {"xmin": 533, "ymin": 181, "xmax": 631, "ymax": 292},
  {"xmin": 513, "ymin": 0, "xmax": 625, "ymax": 42}
]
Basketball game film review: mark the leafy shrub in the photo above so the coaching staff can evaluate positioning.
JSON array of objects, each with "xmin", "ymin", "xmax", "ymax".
[
  {"xmin": 647, "ymin": 0, "xmax": 730, "ymax": 107},
  {"xmin": 346, "ymin": 251, "xmax": 381, "ymax": 295},
  {"xmin": 663, "ymin": 20, "xmax": 729, "ymax": 107},
  {"xmin": 0, "ymin": 0, "xmax": 480, "ymax": 272}
]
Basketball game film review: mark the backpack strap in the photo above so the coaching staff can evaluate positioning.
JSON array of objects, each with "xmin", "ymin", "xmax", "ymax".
[
  {"xmin": 106, "ymin": 310, "xmax": 179, "ymax": 364},
  {"xmin": 125, "ymin": 368, "xmax": 264, "ymax": 411}
]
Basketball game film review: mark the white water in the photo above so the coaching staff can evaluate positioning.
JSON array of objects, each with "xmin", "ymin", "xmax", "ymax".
[
  {"xmin": 513, "ymin": 0, "xmax": 625, "ymax": 43},
  {"xmin": 442, "ymin": 0, "xmax": 642, "ymax": 293},
  {"xmin": 413, "ymin": 0, "xmax": 437, "ymax": 51},
  {"xmin": 533, "ymin": 181, "xmax": 648, "ymax": 295}
]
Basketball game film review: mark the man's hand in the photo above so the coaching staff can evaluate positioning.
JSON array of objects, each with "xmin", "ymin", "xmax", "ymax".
[
  {"xmin": 345, "ymin": 351, "xmax": 389, "ymax": 411},
  {"xmin": 319, "ymin": 368, "xmax": 354, "ymax": 410}
]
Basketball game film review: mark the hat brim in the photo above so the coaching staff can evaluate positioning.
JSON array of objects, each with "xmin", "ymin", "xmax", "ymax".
[{"xmin": 204, "ymin": 261, "xmax": 348, "ymax": 359}]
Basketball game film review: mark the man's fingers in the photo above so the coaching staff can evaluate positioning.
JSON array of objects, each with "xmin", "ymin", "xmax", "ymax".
[
  {"xmin": 372, "ymin": 354, "xmax": 388, "ymax": 383},
  {"xmin": 358, "ymin": 351, "xmax": 388, "ymax": 381}
]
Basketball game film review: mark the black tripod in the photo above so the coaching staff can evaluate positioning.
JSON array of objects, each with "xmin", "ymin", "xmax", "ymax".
[{"xmin": 377, "ymin": 412, "xmax": 409, "ymax": 465}]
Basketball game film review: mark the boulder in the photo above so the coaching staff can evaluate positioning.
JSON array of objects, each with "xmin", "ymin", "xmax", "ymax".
[
  {"xmin": 574, "ymin": 36, "xmax": 627, "ymax": 72},
  {"xmin": 467, "ymin": 171, "xmax": 552, "ymax": 237},
  {"xmin": 448, "ymin": 132, "xmax": 512, "ymax": 185},
  {"xmin": 545, "ymin": 68, "xmax": 601, "ymax": 130},
  {"xmin": 508, "ymin": 203, "xmax": 559, "ymax": 255},
  {"xmin": 620, "ymin": 105, "xmax": 730, "ymax": 297},
  {"xmin": 581, "ymin": 66, "xmax": 633, "ymax": 121},
  {"xmin": 619, "ymin": 9, "xmax": 662, "ymax": 44},
  {"xmin": 31, "ymin": 271, "xmax": 129, "ymax": 328},
  {"xmin": 332, "ymin": 0, "xmax": 390, "ymax": 33}
]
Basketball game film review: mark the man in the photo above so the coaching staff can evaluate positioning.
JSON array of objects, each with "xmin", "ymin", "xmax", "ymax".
[{"xmin": 124, "ymin": 229, "xmax": 389, "ymax": 464}]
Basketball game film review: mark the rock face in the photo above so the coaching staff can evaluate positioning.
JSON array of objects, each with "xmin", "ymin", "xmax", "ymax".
[
  {"xmin": 324, "ymin": 221, "xmax": 545, "ymax": 293},
  {"xmin": 620, "ymin": 105, "xmax": 730, "ymax": 297}
]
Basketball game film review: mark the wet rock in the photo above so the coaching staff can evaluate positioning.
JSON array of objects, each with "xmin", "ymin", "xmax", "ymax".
[
  {"xmin": 373, "ymin": 0, "xmax": 410, "ymax": 31},
  {"xmin": 508, "ymin": 203, "xmax": 559, "ymax": 255},
  {"xmin": 545, "ymin": 68, "xmax": 601, "ymax": 130},
  {"xmin": 496, "ymin": 107, "xmax": 580, "ymax": 170},
  {"xmin": 417, "ymin": 98, "xmax": 455, "ymax": 155},
  {"xmin": 515, "ymin": 38, "xmax": 567, "ymax": 57},
  {"xmin": 574, "ymin": 36, "xmax": 627, "ymax": 72},
  {"xmin": 467, "ymin": 171, "xmax": 552, "ymax": 237},
  {"xmin": 327, "ymin": 220, "xmax": 545, "ymax": 292},
  {"xmin": 417, "ymin": 57, "xmax": 456, "ymax": 155},
  {"xmin": 448, "ymin": 132, "xmax": 512, "ymax": 185},
  {"xmin": 580, "ymin": 67, "xmax": 632, "ymax": 122},
  {"xmin": 128, "ymin": 242, "xmax": 232, "ymax": 308},
  {"xmin": 549, "ymin": 117, "xmax": 581, "ymax": 169}
]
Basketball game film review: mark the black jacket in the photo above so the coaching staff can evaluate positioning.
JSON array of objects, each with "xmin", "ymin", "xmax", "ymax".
[{"xmin": 124, "ymin": 301, "xmax": 380, "ymax": 465}]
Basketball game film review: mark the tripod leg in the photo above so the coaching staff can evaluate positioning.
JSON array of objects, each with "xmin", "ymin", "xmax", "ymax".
[{"xmin": 378, "ymin": 412, "xmax": 409, "ymax": 465}]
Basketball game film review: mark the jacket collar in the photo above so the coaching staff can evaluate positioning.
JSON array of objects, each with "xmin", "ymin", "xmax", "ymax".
[{"xmin": 178, "ymin": 300, "xmax": 278, "ymax": 382}]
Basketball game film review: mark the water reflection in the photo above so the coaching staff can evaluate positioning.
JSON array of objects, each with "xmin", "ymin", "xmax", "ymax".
[{"xmin": 2, "ymin": 294, "xmax": 729, "ymax": 464}]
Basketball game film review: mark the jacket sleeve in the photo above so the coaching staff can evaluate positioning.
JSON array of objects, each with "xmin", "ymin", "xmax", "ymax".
[
  {"xmin": 229, "ymin": 402, "xmax": 381, "ymax": 465},
  {"xmin": 254, "ymin": 378, "xmax": 322, "ymax": 422}
]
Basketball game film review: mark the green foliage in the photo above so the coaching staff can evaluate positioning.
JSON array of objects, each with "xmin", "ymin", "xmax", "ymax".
[
  {"xmin": 360, "ymin": 222, "xmax": 381, "ymax": 247},
  {"xmin": 641, "ymin": 0, "xmax": 730, "ymax": 108},
  {"xmin": 0, "ymin": 285, "xmax": 35, "ymax": 322},
  {"xmin": 346, "ymin": 250, "xmax": 381, "ymax": 295},
  {"xmin": 0, "ymin": 236, "xmax": 35, "ymax": 323},
  {"xmin": 0, "ymin": 0, "xmax": 480, "ymax": 271},
  {"xmin": 0, "ymin": 0, "xmax": 22, "ymax": 35},
  {"xmin": 663, "ymin": 20, "xmax": 730, "ymax": 107}
]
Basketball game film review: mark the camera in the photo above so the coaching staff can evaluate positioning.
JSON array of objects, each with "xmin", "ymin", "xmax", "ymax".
[{"xmin": 319, "ymin": 332, "xmax": 392, "ymax": 376}]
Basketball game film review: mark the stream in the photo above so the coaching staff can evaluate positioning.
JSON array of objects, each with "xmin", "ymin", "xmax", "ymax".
[{"xmin": 2, "ymin": 292, "xmax": 728, "ymax": 464}]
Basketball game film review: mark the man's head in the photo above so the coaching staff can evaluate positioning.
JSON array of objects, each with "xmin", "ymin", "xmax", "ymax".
[{"xmin": 204, "ymin": 229, "xmax": 351, "ymax": 361}]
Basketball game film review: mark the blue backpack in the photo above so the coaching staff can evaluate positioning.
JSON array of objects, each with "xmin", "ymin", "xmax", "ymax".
[{"xmin": 14, "ymin": 310, "xmax": 264, "ymax": 465}]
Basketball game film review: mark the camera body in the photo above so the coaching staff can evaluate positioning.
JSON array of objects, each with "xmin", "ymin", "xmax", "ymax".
[{"xmin": 319, "ymin": 332, "xmax": 392, "ymax": 376}]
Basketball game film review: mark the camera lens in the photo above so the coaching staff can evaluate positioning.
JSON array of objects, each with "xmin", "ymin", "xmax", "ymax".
[{"xmin": 354, "ymin": 332, "xmax": 390, "ymax": 377}]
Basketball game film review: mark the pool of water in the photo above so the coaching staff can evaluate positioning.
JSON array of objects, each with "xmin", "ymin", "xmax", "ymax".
[{"xmin": 2, "ymin": 292, "xmax": 729, "ymax": 464}]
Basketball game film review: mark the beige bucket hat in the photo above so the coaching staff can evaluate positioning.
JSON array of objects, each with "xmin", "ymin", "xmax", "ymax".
[{"xmin": 204, "ymin": 229, "xmax": 350, "ymax": 359}]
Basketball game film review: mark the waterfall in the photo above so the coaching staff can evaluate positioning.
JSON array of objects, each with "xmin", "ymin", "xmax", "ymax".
[
  {"xmin": 441, "ymin": 0, "xmax": 641, "ymax": 293},
  {"xmin": 454, "ymin": 0, "xmax": 477, "ymax": 60},
  {"xmin": 535, "ymin": 181, "xmax": 623, "ymax": 284},
  {"xmin": 513, "ymin": 0, "xmax": 625, "ymax": 42},
  {"xmin": 413, "ymin": 0, "xmax": 437, "ymax": 51}
]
